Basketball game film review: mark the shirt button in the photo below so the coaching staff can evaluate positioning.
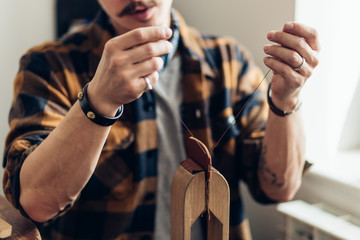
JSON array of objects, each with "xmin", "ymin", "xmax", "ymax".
[{"xmin": 195, "ymin": 109, "xmax": 201, "ymax": 119}]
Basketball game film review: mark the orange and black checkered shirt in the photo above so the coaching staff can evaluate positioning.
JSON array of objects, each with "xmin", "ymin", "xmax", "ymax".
[{"xmin": 3, "ymin": 9, "xmax": 274, "ymax": 240}]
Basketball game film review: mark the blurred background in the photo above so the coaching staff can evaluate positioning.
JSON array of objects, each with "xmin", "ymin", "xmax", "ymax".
[{"xmin": 1, "ymin": 0, "xmax": 360, "ymax": 239}]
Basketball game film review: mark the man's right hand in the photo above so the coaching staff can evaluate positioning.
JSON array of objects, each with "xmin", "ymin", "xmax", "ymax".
[{"xmin": 87, "ymin": 26, "xmax": 173, "ymax": 116}]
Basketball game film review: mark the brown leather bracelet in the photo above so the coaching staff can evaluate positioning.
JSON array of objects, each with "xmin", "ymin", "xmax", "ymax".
[
  {"xmin": 267, "ymin": 83, "xmax": 302, "ymax": 117},
  {"xmin": 78, "ymin": 83, "xmax": 123, "ymax": 126}
]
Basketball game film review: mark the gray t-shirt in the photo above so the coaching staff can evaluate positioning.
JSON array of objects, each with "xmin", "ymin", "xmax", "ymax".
[{"xmin": 154, "ymin": 55, "xmax": 205, "ymax": 240}]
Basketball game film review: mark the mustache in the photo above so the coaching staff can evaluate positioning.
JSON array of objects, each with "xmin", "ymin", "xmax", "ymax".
[{"xmin": 118, "ymin": 0, "xmax": 158, "ymax": 17}]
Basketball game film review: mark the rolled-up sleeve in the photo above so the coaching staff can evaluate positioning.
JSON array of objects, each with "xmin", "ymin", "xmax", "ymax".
[{"xmin": 3, "ymin": 50, "xmax": 76, "ymax": 215}]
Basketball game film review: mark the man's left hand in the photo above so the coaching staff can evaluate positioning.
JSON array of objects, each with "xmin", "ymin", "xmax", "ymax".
[{"xmin": 263, "ymin": 22, "xmax": 320, "ymax": 111}]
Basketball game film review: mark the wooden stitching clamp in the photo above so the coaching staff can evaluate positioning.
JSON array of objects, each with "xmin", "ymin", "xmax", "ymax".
[{"xmin": 171, "ymin": 137, "xmax": 230, "ymax": 240}]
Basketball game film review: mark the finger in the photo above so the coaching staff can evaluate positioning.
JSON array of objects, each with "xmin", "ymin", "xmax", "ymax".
[
  {"xmin": 267, "ymin": 31, "xmax": 313, "ymax": 61},
  {"xmin": 117, "ymin": 70, "xmax": 160, "ymax": 102},
  {"xmin": 119, "ymin": 26, "xmax": 172, "ymax": 50},
  {"xmin": 139, "ymin": 71, "xmax": 159, "ymax": 92},
  {"xmin": 267, "ymin": 30, "xmax": 319, "ymax": 67},
  {"xmin": 127, "ymin": 40, "xmax": 173, "ymax": 63},
  {"xmin": 283, "ymin": 22, "xmax": 321, "ymax": 51},
  {"xmin": 130, "ymin": 56, "xmax": 164, "ymax": 79},
  {"xmin": 263, "ymin": 56, "xmax": 307, "ymax": 87},
  {"xmin": 147, "ymin": 71, "xmax": 159, "ymax": 86},
  {"xmin": 264, "ymin": 44, "xmax": 303, "ymax": 70}
]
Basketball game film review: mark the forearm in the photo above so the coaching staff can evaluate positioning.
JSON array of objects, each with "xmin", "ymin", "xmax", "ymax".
[
  {"xmin": 259, "ymin": 109, "xmax": 305, "ymax": 202},
  {"xmin": 19, "ymin": 101, "xmax": 111, "ymax": 222},
  {"xmin": 17, "ymin": 26, "xmax": 174, "ymax": 223},
  {"xmin": 256, "ymin": 20, "xmax": 319, "ymax": 202}
]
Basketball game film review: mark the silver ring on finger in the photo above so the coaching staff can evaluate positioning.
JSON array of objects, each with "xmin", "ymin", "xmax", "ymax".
[
  {"xmin": 293, "ymin": 57, "xmax": 306, "ymax": 71},
  {"xmin": 143, "ymin": 77, "xmax": 153, "ymax": 91}
]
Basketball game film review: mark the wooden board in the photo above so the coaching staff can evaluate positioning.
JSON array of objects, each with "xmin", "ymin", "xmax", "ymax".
[
  {"xmin": 0, "ymin": 196, "xmax": 41, "ymax": 239},
  {"xmin": 0, "ymin": 217, "xmax": 11, "ymax": 238},
  {"xmin": 171, "ymin": 165, "xmax": 230, "ymax": 240}
]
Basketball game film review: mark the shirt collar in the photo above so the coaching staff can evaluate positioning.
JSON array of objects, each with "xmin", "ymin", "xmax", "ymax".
[
  {"xmin": 174, "ymin": 9, "xmax": 216, "ymax": 79},
  {"xmin": 158, "ymin": 8, "xmax": 180, "ymax": 75}
]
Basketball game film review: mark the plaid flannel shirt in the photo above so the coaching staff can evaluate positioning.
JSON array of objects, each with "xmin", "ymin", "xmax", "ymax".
[{"xmin": 3, "ymin": 9, "xmax": 274, "ymax": 240}]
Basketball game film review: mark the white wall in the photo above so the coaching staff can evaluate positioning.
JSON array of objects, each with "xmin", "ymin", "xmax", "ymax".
[
  {"xmin": 173, "ymin": 1, "xmax": 295, "ymax": 239},
  {"xmin": 296, "ymin": 0, "xmax": 360, "ymax": 162},
  {"xmin": 0, "ymin": 0, "xmax": 55, "ymax": 194},
  {"xmin": 173, "ymin": 0, "xmax": 296, "ymax": 74},
  {"xmin": 293, "ymin": 0, "xmax": 360, "ymax": 236}
]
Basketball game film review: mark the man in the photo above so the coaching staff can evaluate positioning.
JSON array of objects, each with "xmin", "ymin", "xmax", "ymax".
[{"xmin": 3, "ymin": 0, "xmax": 319, "ymax": 239}]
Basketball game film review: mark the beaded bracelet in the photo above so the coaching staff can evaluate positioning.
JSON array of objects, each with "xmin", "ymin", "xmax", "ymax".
[
  {"xmin": 78, "ymin": 83, "xmax": 123, "ymax": 126},
  {"xmin": 267, "ymin": 83, "xmax": 302, "ymax": 117}
]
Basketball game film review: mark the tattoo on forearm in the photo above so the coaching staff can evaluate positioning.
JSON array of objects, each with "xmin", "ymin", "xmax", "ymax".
[{"xmin": 259, "ymin": 145, "xmax": 284, "ymax": 187}]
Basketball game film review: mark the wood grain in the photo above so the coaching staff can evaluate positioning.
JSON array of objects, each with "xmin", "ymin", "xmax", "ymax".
[
  {"xmin": 171, "ymin": 165, "xmax": 230, "ymax": 240},
  {"xmin": 0, "ymin": 196, "xmax": 41, "ymax": 239},
  {"xmin": 0, "ymin": 217, "xmax": 11, "ymax": 238}
]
